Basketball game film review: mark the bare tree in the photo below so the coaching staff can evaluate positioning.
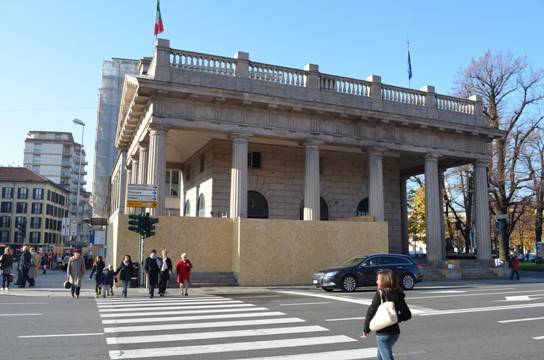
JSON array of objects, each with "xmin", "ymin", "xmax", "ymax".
[
  {"xmin": 443, "ymin": 166, "xmax": 473, "ymax": 254},
  {"xmin": 525, "ymin": 129, "xmax": 544, "ymax": 246},
  {"xmin": 455, "ymin": 51, "xmax": 544, "ymax": 261}
]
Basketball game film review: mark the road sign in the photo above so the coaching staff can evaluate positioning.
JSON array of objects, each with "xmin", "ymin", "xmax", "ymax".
[
  {"xmin": 69, "ymin": 217, "xmax": 78, "ymax": 236},
  {"xmin": 61, "ymin": 218, "xmax": 71, "ymax": 236},
  {"xmin": 127, "ymin": 184, "xmax": 159, "ymax": 208}
]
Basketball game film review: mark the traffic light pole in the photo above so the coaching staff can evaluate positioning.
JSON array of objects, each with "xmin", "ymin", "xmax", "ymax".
[{"xmin": 139, "ymin": 207, "xmax": 145, "ymax": 288}]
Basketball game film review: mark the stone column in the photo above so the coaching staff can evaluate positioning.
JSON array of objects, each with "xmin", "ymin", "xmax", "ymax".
[
  {"xmin": 400, "ymin": 177, "xmax": 409, "ymax": 255},
  {"xmin": 368, "ymin": 148, "xmax": 385, "ymax": 222},
  {"xmin": 118, "ymin": 151, "xmax": 128, "ymax": 215},
  {"xmin": 131, "ymin": 159, "xmax": 139, "ymax": 185},
  {"xmin": 303, "ymin": 140, "xmax": 321, "ymax": 221},
  {"xmin": 425, "ymin": 154, "xmax": 442, "ymax": 262},
  {"xmin": 439, "ymin": 170, "xmax": 446, "ymax": 259},
  {"xmin": 147, "ymin": 127, "xmax": 167, "ymax": 216},
  {"xmin": 229, "ymin": 135, "xmax": 249, "ymax": 218},
  {"xmin": 474, "ymin": 160, "xmax": 492, "ymax": 260},
  {"xmin": 138, "ymin": 144, "xmax": 148, "ymax": 185}
]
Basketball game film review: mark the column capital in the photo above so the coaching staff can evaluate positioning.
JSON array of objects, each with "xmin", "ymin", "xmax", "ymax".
[
  {"xmin": 474, "ymin": 158, "xmax": 489, "ymax": 168},
  {"xmin": 425, "ymin": 153, "xmax": 441, "ymax": 161},
  {"xmin": 367, "ymin": 146, "xmax": 387, "ymax": 156},
  {"xmin": 303, "ymin": 138, "xmax": 323, "ymax": 148},
  {"xmin": 229, "ymin": 132, "xmax": 251, "ymax": 141},
  {"xmin": 148, "ymin": 125, "xmax": 169, "ymax": 135}
]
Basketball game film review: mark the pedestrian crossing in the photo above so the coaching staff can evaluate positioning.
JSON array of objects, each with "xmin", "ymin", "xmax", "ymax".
[{"xmin": 96, "ymin": 294, "xmax": 377, "ymax": 360}]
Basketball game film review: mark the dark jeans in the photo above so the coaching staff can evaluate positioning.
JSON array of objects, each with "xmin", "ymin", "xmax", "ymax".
[
  {"xmin": 158, "ymin": 271, "xmax": 169, "ymax": 295},
  {"xmin": 2, "ymin": 274, "xmax": 11, "ymax": 288},
  {"xmin": 510, "ymin": 268, "xmax": 520, "ymax": 280},
  {"xmin": 95, "ymin": 274, "xmax": 103, "ymax": 294},
  {"xmin": 71, "ymin": 285, "xmax": 81, "ymax": 297},
  {"xmin": 122, "ymin": 280, "xmax": 130, "ymax": 297},
  {"xmin": 147, "ymin": 274, "xmax": 158, "ymax": 297},
  {"xmin": 19, "ymin": 268, "xmax": 30, "ymax": 287},
  {"xmin": 376, "ymin": 333, "xmax": 399, "ymax": 360}
]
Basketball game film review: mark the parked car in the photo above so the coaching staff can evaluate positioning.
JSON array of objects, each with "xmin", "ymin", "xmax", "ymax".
[{"xmin": 312, "ymin": 253, "xmax": 423, "ymax": 292}]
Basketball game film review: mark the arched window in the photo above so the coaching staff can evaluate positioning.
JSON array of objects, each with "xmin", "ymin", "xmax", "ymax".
[
  {"xmin": 299, "ymin": 197, "xmax": 329, "ymax": 220},
  {"xmin": 357, "ymin": 198, "xmax": 369, "ymax": 216},
  {"xmin": 247, "ymin": 191, "xmax": 269, "ymax": 219},
  {"xmin": 197, "ymin": 194, "xmax": 206, "ymax": 217},
  {"xmin": 184, "ymin": 200, "xmax": 191, "ymax": 216}
]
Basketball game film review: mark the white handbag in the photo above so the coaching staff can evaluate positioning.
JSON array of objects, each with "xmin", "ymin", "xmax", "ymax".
[{"xmin": 369, "ymin": 290, "xmax": 398, "ymax": 331}]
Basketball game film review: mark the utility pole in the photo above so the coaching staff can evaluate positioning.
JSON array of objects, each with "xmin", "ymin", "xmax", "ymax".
[{"xmin": 73, "ymin": 118, "xmax": 85, "ymax": 246}]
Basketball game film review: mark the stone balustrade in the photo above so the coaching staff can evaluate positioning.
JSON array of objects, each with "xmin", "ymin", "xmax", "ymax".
[
  {"xmin": 170, "ymin": 49, "xmax": 236, "ymax": 77},
  {"xmin": 320, "ymin": 74, "xmax": 371, "ymax": 97},
  {"xmin": 249, "ymin": 62, "xmax": 307, "ymax": 87},
  {"xmin": 381, "ymin": 84, "xmax": 426, "ymax": 107},
  {"xmin": 163, "ymin": 43, "xmax": 480, "ymax": 117},
  {"xmin": 436, "ymin": 94, "xmax": 475, "ymax": 114}
]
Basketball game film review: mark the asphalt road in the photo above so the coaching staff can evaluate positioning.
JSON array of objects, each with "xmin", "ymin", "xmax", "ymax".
[{"xmin": 2, "ymin": 274, "xmax": 544, "ymax": 360}]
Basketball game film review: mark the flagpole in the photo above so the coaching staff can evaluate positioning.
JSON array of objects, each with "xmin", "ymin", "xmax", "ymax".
[{"xmin": 407, "ymin": 40, "xmax": 411, "ymax": 89}]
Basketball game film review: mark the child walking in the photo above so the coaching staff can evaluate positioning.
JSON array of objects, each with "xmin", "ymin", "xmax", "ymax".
[{"xmin": 101, "ymin": 265, "xmax": 116, "ymax": 297}]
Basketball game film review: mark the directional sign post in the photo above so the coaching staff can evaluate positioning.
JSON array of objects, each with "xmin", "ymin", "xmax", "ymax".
[{"xmin": 127, "ymin": 184, "xmax": 159, "ymax": 208}]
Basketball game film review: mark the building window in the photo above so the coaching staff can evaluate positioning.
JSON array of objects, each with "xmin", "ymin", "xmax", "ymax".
[
  {"xmin": 0, "ymin": 202, "xmax": 12, "ymax": 213},
  {"xmin": 197, "ymin": 194, "xmax": 206, "ymax": 217},
  {"xmin": 29, "ymin": 232, "xmax": 40, "ymax": 244},
  {"xmin": 299, "ymin": 197, "xmax": 329, "ymax": 221},
  {"xmin": 31, "ymin": 203, "xmax": 42, "ymax": 214},
  {"xmin": 33, "ymin": 188, "xmax": 44, "ymax": 200},
  {"xmin": 2, "ymin": 187, "xmax": 13, "ymax": 199},
  {"xmin": 357, "ymin": 198, "xmax": 369, "ymax": 216},
  {"xmin": 248, "ymin": 152, "xmax": 262, "ymax": 169},
  {"xmin": 30, "ymin": 217, "xmax": 41, "ymax": 229},
  {"xmin": 17, "ymin": 187, "xmax": 28, "ymax": 199},
  {"xmin": 15, "ymin": 217, "xmax": 26, "ymax": 243},
  {"xmin": 0, "ymin": 231, "xmax": 9, "ymax": 242},
  {"xmin": 16, "ymin": 202, "xmax": 27, "ymax": 214},
  {"xmin": 165, "ymin": 169, "xmax": 180, "ymax": 196},
  {"xmin": 47, "ymin": 190, "xmax": 51, "ymax": 201},
  {"xmin": 248, "ymin": 191, "xmax": 269, "ymax": 219},
  {"xmin": 185, "ymin": 166, "xmax": 192, "ymax": 181},
  {"xmin": 0, "ymin": 216, "xmax": 10, "ymax": 228},
  {"xmin": 184, "ymin": 200, "xmax": 191, "ymax": 216},
  {"xmin": 200, "ymin": 155, "xmax": 205, "ymax": 172}
]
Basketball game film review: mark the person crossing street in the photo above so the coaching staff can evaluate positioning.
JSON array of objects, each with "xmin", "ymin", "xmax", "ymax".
[
  {"xmin": 144, "ymin": 250, "xmax": 160, "ymax": 298},
  {"xmin": 158, "ymin": 249, "xmax": 172, "ymax": 297}
]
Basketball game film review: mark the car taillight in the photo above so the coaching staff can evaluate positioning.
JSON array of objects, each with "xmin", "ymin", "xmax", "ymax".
[{"xmin": 416, "ymin": 264, "xmax": 423, "ymax": 270}]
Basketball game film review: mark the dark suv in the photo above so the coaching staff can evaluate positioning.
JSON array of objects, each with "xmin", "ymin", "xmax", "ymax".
[{"xmin": 312, "ymin": 253, "xmax": 423, "ymax": 292}]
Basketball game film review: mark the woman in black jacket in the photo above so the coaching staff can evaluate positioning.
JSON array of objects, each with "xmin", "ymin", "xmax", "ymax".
[
  {"xmin": 89, "ymin": 256, "xmax": 105, "ymax": 297},
  {"xmin": 115, "ymin": 255, "xmax": 133, "ymax": 298},
  {"xmin": 0, "ymin": 247, "xmax": 14, "ymax": 290},
  {"xmin": 363, "ymin": 269, "xmax": 412, "ymax": 360}
]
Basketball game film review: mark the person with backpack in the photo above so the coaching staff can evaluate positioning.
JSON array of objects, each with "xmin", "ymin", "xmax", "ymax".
[
  {"xmin": 362, "ymin": 269, "xmax": 412, "ymax": 360},
  {"xmin": 115, "ymin": 255, "xmax": 133, "ymax": 298}
]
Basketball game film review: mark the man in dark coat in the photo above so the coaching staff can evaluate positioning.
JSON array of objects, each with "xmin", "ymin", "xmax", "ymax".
[
  {"xmin": 144, "ymin": 249, "xmax": 160, "ymax": 298},
  {"xmin": 18, "ymin": 246, "xmax": 32, "ymax": 288},
  {"xmin": 158, "ymin": 249, "xmax": 173, "ymax": 297}
]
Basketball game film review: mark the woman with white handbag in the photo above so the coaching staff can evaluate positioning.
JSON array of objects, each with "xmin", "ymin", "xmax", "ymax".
[{"xmin": 362, "ymin": 269, "xmax": 412, "ymax": 360}]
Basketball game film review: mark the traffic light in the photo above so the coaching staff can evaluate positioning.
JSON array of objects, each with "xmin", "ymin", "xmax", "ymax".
[
  {"xmin": 128, "ymin": 214, "xmax": 143, "ymax": 234},
  {"xmin": 141, "ymin": 213, "xmax": 159, "ymax": 238}
]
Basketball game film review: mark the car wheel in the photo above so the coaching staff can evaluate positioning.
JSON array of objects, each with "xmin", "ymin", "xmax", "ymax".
[
  {"xmin": 341, "ymin": 275, "xmax": 357, "ymax": 292},
  {"xmin": 323, "ymin": 287, "xmax": 334, "ymax": 292},
  {"xmin": 401, "ymin": 273, "xmax": 415, "ymax": 290}
]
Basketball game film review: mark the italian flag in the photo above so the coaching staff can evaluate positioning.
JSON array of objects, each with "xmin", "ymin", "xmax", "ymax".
[{"xmin": 154, "ymin": 0, "xmax": 164, "ymax": 36}]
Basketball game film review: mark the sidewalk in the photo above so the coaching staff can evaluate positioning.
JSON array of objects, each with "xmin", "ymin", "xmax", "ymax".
[{"xmin": 0, "ymin": 267, "xmax": 205, "ymax": 298}]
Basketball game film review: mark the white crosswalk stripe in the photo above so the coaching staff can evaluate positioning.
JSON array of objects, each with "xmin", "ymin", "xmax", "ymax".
[{"xmin": 97, "ymin": 294, "xmax": 377, "ymax": 359}]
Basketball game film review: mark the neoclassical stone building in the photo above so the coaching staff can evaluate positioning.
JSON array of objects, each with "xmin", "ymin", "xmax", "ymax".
[{"xmin": 109, "ymin": 39, "xmax": 501, "ymax": 276}]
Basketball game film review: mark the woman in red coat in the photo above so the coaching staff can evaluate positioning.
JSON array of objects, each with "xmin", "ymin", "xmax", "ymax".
[{"xmin": 176, "ymin": 253, "xmax": 193, "ymax": 296}]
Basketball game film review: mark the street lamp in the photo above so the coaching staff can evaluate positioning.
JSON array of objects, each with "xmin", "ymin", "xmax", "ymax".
[{"xmin": 73, "ymin": 118, "xmax": 85, "ymax": 246}]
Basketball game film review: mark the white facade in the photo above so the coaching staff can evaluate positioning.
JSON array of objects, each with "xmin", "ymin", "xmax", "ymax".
[{"xmin": 23, "ymin": 131, "xmax": 90, "ymax": 243}]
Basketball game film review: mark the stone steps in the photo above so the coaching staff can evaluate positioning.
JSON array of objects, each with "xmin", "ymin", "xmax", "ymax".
[{"xmin": 420, "ymin": 260, "xmax": 503, "ymax": 280}]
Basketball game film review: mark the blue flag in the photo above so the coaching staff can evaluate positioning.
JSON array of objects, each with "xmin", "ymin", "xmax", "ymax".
[{"xmin": 407, "ymin": 48, "xmax": 413, "ymax": 81}]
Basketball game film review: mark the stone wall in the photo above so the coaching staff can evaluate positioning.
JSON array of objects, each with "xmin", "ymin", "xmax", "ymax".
[
  {"xmin": 211, "ymin": 140, "xmax": 401, "ymax": 251},
  {"xmin": 107, "ymin": 215, "xmax": 388, "ymax": 286}
]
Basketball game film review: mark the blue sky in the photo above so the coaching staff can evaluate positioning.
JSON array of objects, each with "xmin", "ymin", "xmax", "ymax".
[{"xmin": 1, "ymin": 0, "xmax": 543, "ymax": 187}]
